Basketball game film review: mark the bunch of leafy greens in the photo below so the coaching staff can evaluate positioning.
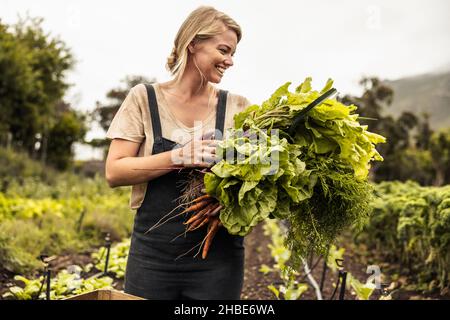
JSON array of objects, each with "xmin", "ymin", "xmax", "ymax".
[{"xmin": 204, "ymin": 78, "xmax": 386, "ymax": 261}]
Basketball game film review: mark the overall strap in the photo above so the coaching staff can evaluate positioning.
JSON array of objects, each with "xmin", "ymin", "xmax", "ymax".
[
  {"xmin": 145, "ymin": 84, "xmax": 165, "ymax": 152},
  {"xmin": 215, "ymin": 90, "xmax": 228, "ymax": 137}
]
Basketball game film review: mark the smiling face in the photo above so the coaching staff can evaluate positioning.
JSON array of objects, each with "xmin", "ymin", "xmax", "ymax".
[{"xmin": 188, "ymin": 26, "xmax": 238, "ymax": 84}]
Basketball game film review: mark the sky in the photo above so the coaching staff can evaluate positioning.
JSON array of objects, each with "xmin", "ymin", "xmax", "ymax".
[{"xmin": 2, "ymin": 0, "xmax": 450, "ymax": 159}]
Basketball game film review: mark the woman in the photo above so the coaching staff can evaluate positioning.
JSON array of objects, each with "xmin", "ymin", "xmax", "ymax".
[{"xmin": 105, "ymin": 6, "xmax": 252, "ymax": 300}]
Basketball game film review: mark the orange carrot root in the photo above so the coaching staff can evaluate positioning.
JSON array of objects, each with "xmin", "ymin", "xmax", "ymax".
[
  {"xmin": 187, "ymin": 215, "xmax": 206, "ymax": 231},
  {"xmin": 192, "ymin": 194, "xmax": 212, "ymax": 203},
  {"xmin": 194, "ymin": 216, "xmax": 210, "ymax": 230},
  {"xmin": 146, "ymin": 198, "xmax": 214, "ymax": 234},
  {"xmin": 188, "ymin": 216, "xmax": 210, "ymax": 232},
  {"xmin": 207, "ymin": 204, "xmax": 223, "ymax": 217},
  {"xmin": 180, "ymin": 199, "xmax": 212, "ymax": 215},
  {"xmin": 184, "ymin": 203, "xmax": 217, "ymax": 225},
  {"xmin": 202, "ymin": 218, "xmax": 221, "ymax": 259}
]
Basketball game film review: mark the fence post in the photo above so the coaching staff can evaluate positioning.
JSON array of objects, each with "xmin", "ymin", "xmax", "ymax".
[
  {"xmin": 319, "ymin": 245, "xmax": 330, "ymax": 292},
  {"xmin": 103, "ymin": 233, "xmax": 112, "ymax": 276},
  {"xmin": 338, "ymin": 271, "xmax": 347, "ymax": 300}
]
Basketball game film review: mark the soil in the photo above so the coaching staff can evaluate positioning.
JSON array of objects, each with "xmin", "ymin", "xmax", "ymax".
[
  {"xmin": 241, "ymin": 224, "xmax": 450, "ymax": 300},
  {"xmin": 1, "ymin": 223, "xmax": 449, "ymax": 300},
  {"xmin": 241, "ymin": 223, "xmax": 358, "ymax": 300}
]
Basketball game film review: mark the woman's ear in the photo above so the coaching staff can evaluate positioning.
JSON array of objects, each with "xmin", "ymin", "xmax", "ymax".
[{"xmin": 188, "ymin": 39, "xmax": 197, "ymax": 54}]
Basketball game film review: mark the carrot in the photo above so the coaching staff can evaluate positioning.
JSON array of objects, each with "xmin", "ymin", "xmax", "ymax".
[
  {"xmin": 191, "ymin": 194, "xmax": 212, "ymax": 203},
  {"xmin": 184, "ymin": 203, "xmax": 217, "ymax": 225},
  {"xmin": 206, "ymin": 204, "xmax": 223, "ymax": 217},
  {"xmin": 180, "ymin": 199, "xmax": 212, "ymax": 215},
  {"xmin": 192, "ymin": 216, "xmax": 210, "ymax": 231},
  {"xmin": 187, "ymin": 216, "xmax": 210, "ymax": 231},
  {"xmin": 184, "ymin": 212, "xmax": 203, "ymax": 226},
  {"xmin": 187, "ymin": 215, "xmax": 206, "ymax": 231},
  {"xmin": 186, "ymin": 204, "xmax": 217, "ymax": 230},
  {"xmin": 146, "ymin": 199, "xmax": 211, "ymax": 234},
  {"xmin": 202, "ymin": 218, "xmax": 220, "ymax": 259}
]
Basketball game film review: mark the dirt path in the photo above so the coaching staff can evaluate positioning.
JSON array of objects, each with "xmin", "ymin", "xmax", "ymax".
[{"xmin": 241, "ymin": 224, "xmax": 449, "ymax": 300}]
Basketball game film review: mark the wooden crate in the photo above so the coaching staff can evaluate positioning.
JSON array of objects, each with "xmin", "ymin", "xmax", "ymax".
[{"xmin": 65, "ymin": 289, "xmax": 145, "ymax": 300}]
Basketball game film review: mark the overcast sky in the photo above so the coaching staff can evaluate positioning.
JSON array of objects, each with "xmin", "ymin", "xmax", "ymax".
[{"xmin": 2, "ymin": 0, "xmax": 450, "ymax": 158}]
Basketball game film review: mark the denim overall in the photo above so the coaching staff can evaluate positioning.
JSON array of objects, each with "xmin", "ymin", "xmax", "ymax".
[{"xmin": 124, "ymin": 84, "xmax": 245, "ymax": 300}]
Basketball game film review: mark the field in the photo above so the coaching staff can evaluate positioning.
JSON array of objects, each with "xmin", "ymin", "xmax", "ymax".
[{"xmin": 1, "ymin": 156, "xmax": 448, "ymax": 300}]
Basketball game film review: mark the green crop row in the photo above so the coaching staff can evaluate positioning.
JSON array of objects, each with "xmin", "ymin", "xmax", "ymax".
[
  {"xmin": 3, "ymin": 238, "xmax": 131, "ymax": 300},
  {"xmin": 0, "ymin": 175, "xmax": 133, "ymax": 274},
  {"xmin": 354, "ymin": 181, "xmax": 450, "ymax": 292}
]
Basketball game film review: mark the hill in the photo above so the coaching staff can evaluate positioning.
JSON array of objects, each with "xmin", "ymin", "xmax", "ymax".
[{"xmin": 384, "ymin": 71, "xmax": 450, "ymax": 129}]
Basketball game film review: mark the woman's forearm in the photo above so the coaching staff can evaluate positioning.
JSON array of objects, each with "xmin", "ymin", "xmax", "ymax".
[{"xmin": 106, "ymin": 149, "xmax": 180, "ymax": 188}]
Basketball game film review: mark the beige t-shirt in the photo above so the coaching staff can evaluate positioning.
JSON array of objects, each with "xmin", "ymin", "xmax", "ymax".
[{"xmin": 106, "ymin": 83, "xmax": 252, "ymax": 210}]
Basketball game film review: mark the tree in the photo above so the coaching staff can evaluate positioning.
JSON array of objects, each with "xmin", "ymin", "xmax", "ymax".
[
  {"xmin": 340, "ymin": 77, "xmax": 439, "ymax": 184},
  {"xmin": 89, "ymin": 75, "xmax": 156, "ymax": 159},
  {"xmin": 46, "ymin": 101, "xmax": 87, "ymax": 170},
  {"xmin": 415, "ymin": 113, "xmax": 433, "ymax": 150},
  {"xmin": 430, "ymin": 128, "xmax": 450, "ymax": 186},
  {"xmin": 0, "ymin": 18, "xmax": 38, "ymax": 150},
  {"xmin": 341, "ymin": 77, "xmax": 393, "ymax": 133},
  {"xmin": 93, "ymin": 75, "xmax": 155, "ymax": 132},
  {"xmin": 0, "ymin": 16, "xmax": 86, "ymax": 170}
]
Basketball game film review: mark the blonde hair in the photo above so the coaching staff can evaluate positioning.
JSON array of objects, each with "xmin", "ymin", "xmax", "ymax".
[{"xmin": 166, "ymin": 6, "xmax": 242, "ymax": 81}]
